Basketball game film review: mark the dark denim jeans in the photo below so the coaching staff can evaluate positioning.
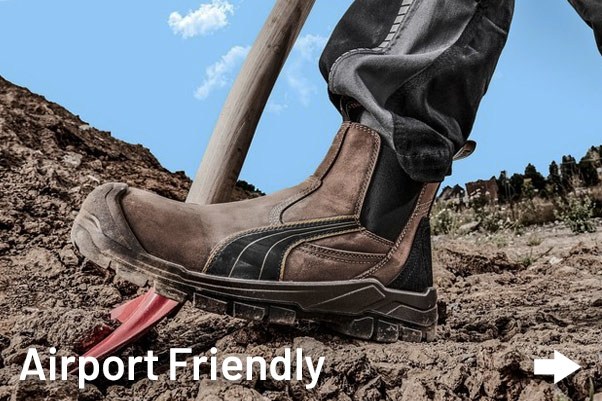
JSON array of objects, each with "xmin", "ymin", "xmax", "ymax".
[{"xmin": 321, "ymin": 0, "xmax": 602, "ymax": 182}]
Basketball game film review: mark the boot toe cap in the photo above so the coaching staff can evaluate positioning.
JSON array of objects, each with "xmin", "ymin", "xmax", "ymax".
[
  {"xmin": 71, "ymin": 182, "xmax": 145, "ymax": 265},
  {"xmin": 119, "ymin": 186, "xmax": 210, "ymax": 271}
]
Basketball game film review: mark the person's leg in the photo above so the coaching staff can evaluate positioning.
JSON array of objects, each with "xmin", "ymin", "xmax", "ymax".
[
  {"xmin": 568, "ymin": 0, "xmax": 602, "ymax": 54},
  {"xmin": 72, "ymin": 0, "xmax": 512, "ymax": 343},
  {"xmin": 320, "ymin": 0, "xmax": 515, "ymax": 182}
]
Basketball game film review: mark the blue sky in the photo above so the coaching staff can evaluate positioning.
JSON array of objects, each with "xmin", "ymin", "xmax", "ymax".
[{"xmin": 1, "ymin": 0, "xmax": 601, "ymax": 194}]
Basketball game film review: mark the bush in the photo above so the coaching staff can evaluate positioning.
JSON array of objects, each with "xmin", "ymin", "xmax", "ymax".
[
  {"xmin": 590, "ymin": 187, "xmax": 602, "ymax": 217},
  {"xmin": 431, "ymin": 206, "xmax": 458, "ymax": 235},
  {"xmin": 236, "ymin": 180, "xmax": 265, "ymax": 196},
  {"xmin": 555, "ymin": 195, "xmax": 597, "ymax": 233},
  {"xmin": 478, "ymin": 208, "xmax": 507, "ymax": 233},
  {"xmin": 470, "ymin": 196, "xmax": 509, "ymax": 233},
  {"xmin": 516, "ymin": 200, "xmax": 556, "ymax": 226}
]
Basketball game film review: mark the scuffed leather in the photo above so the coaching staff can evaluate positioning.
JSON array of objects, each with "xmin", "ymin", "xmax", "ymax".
[
  {"xmin": 121, "ymin": 181, "xmax": 310, "ymax": 271},
  {"xmin": 309, "ymin": 229, "xmax": 392, "ymax": 254},
  {"xmin": 117, "ymin": 122, "xmax": 440, "ymax": 285},
  {"xmin": 119, "ymin": 123, "xmax": 384, "ymax": 274},
  {"xmin": 282, "ymin": 123, "xmax": 381, "ymax": 222},
  {"xmin": 282, "ymin": 242, "xmax": 385, "ymax": 282}
]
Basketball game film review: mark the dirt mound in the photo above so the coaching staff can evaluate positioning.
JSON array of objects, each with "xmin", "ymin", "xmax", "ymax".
[
  {"xmin": 438, "ymin": 247, "xmax": 523, "ymax": 277},
  {"xmin": 0, "ymin": 76, "xmax": 601, "ymax": 400}
]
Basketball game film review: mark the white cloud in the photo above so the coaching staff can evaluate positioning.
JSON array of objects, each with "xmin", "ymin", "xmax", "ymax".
[
  {"xmin": 169, "ymin": 0, "xmax": 234, "ymax": 38},
  {"xmin": 193, "ymin": 34, "xmax": 326, "ymax": 105},
  {"xmin": 195, "ymin": 45, "xmax": 250, "ymax": 100},
  {"xmin": 267, "ymin": 102, "xmax": 289, "ymax": 114},
  {"xmin": 294, "ymin": 34, "xmax": 328, "ymax": 61},
  {"xmin": 284, "ymin": 34, "xmax": 328, "ymax": 107}
]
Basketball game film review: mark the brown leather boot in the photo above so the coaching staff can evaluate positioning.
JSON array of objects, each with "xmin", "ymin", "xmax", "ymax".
[{"xmin": 72, "ymin": 122, "xmax": 472, "ymax": 342}]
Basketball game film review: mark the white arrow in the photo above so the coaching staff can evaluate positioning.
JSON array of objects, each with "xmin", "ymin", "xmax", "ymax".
[{"xmin": 534, "ymin": 350, "xmax": 580, "ymax": 384}]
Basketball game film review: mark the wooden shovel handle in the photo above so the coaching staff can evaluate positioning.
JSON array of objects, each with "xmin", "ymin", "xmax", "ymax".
[{"xmin": 187, "ymin": 0, "xmax": 317, "ymax": 205}]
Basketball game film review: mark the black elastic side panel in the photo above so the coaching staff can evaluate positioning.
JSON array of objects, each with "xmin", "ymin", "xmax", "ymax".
[
  {"xmin": 205, "ymin": 220, "xmax": 358, "ymax": 281},
  {"xmin": 360, "ymin": 142, "xmax": 424, "ymax": 241},
  {"xmin": 388, "ymin": 218, "xmax": 433, "ymax": 293}
]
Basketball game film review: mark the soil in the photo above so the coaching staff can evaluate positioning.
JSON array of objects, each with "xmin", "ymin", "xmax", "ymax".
[{"xmin": 0, "ymin": 76, "xmax": 601, "ymax": 401}]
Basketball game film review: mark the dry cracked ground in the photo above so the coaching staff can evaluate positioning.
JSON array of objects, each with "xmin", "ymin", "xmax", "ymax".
[{"xmin": 0, "ymin": 76, "xmax": 601, "ymax": 401}]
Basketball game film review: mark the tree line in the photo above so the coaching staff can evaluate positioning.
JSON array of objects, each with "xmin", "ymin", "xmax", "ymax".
[{"xmin": 496, "ymin": 145, "xmax": 602, "ymax": 203}]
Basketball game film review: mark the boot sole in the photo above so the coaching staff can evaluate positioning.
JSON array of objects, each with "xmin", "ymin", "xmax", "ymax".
[{"xmin": 72, "ymin": 188, "xmax": 437, "ymax": 343}]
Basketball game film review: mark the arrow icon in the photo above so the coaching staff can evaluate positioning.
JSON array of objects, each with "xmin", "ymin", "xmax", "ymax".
[{"xmin": 534, "ymin": 350, "xmax": 580, "ymax": 383}]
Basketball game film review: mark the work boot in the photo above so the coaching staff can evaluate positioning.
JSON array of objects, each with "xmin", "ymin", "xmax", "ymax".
[{"xmin": 72, "ymin": 122, "xmax": 472, "ymax": 343}]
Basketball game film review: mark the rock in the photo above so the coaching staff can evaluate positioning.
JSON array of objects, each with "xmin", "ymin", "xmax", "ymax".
[
  {"xmin": 6, "ymin": 309, "xmax": 112, "ymax": 355},
  {"xmin": 88, "ymin": 285, "xmax": 122, "ymax": 307},
  {"xmin": 441, "ymin": 364, "xmax": 467, "ymax": 393},
  {"xmin": 78, "ymin": 384, "xmax": 103, "ymax": 401},
  {"xmin": 88, "ymin": 160, "xmax": 102, "ymax": 171},
  {"xmin": 11, "ymin": 376, "xmax": 79, "ymax": 401},
  {"xmin": 552, "ymin": 266, "xmax": 578, "ymax": 277},
  {"xmin": 21, "ymin": 247, "xmax": 64, "ymax": 278},
  {"xmin": 195, "ymin": 379, "xmax": 267, "ymax": 401},
  {"xmin": 464, "ymin": 371, "xmax": 484, "ymax": 399},
  {"xmin": 354, "ymin": 377, "xmax": 384, "ymax": 401},
  {"xmin": 318, "ymin": 377, "xmax": 339, "ymax": 398},
  {"xmin": 0, "ymin": 385, "xmax": 13, "ymax": 401},
  {"xmin": 458, "ymin": 221, "xmax": 479, "ymax": 234},
  {"xmin": 62, "ymin": 152, "xmax": 82, "ymax": 168},
  {"xmin": 517, "ymin": 382, "xmax": 556, "ymax": 401},
  {"xmin": 154, "ymin": 392, "xmax": 173, "ymax": 401},
  {"xmin": 400, "ymin": 379, "xmax": 428, "ymax": 401},
  {"xmin": 482, "ymin": 370, "xmax": 502, "ymax": 398},
  {"xmin": 104, "ymin": 386, "xmax": 131, "ymax": 400},
  {"xmin": 373, "ymin": 362, "xmax": 404, "ymax": 387},
  {"xmin": 58, "ymin": 246, "xmax": 79, "ymax": 267}
]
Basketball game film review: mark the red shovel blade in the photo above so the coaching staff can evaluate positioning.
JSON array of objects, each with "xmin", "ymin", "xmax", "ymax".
[
  {"xmin": 82, "ymin": 289, "xmax": 180, "ymax": 360},
  {"xmin": 110, "ymin": 292, "xmax": 149, "ymax": 323}
]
